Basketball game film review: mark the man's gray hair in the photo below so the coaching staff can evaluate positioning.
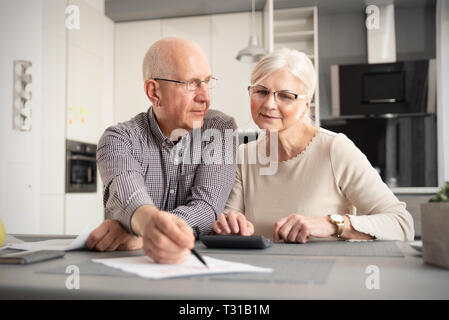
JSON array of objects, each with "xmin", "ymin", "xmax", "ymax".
[{"xmin": 142, "ymin": 41, "xmax": 173, "ymax": 82}]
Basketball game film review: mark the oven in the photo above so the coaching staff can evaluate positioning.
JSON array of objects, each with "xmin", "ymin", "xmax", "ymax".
[{"xmin": 66, "ymin": 139, "xmax": 97, "ymax": 193}]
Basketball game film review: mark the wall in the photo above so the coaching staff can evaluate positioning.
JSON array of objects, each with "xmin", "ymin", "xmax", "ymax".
[
  {"xmin": 114, "ymin": 12, "xmax": 262, "ymax": 129},
  {"xmin": 0, "ymin": 0, "xmax": 43, "ymax": 233}
]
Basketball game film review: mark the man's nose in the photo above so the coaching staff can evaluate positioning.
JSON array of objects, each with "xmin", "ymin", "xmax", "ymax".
[{"xmin": 194, "ymin": 82, "xmax": 210, "ymax": 103}]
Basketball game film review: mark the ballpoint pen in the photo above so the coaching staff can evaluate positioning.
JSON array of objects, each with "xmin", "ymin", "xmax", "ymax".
[{"xmin": 191, "ymin": 248, "xmax": 208, "ymax": 268}]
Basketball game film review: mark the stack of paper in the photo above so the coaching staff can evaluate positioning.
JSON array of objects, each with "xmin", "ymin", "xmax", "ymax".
[
  {"xmin": 92, "ymin": 255, "xmax": 273, "ymax": 279},
  {"xmin": 6, "ymin": 227, "xmax": 93, "ymax": 251}
]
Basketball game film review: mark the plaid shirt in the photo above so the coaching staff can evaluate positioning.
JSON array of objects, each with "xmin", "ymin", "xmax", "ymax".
[{"xmin": 97, "ymin": 106, "xmax": 237, "ymax": 237}]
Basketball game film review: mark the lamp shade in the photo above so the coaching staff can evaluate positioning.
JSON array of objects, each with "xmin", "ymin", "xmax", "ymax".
[{"xmin": 236, "ymin": 35, "xmax": 267, "ymax": 63}]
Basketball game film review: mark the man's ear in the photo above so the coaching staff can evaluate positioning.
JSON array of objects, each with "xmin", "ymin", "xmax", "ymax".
[{"xmin": 144, "ymin": 80, "xmax": 161, "ymax": 107}]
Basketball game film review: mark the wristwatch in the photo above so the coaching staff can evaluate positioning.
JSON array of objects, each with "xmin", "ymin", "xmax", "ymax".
[{"xmin": 328, "ymin": 214, "xmax": 345, "ymax": 238}]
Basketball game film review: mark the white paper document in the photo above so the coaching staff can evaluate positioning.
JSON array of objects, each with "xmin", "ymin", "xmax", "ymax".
[
  {"xmin": 7, "ymin": 227, "xmax": 93, "ymax": 251},
  {"xmin": 92, "ymin": 254, "xmax": 273, "ymax": 279}
]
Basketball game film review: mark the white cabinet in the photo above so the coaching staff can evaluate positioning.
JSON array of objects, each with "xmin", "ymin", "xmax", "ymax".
[
  {"xmin": 65, "ymin": 0, "xmax": 114, "ymax": 234},
  {"xmin": 0, "ymin": 0, "xmax": 43, "ymax": 234},
  {"xmin": 40, "ymin": 0, "xmax": 67, "ymax": 234},
  {"xmin": 211, "ymin": 12, "xmax": 263, "ymax": 129},
  {"xmin": 162, "ymin": 16, "xmax": 212, "ymax": 61},
  {"xmin": 66, "ymin": 0, "xmax": 112, "ymax": 145},
  {"xmin": 114, "ymin": 20, "xmax": 162, "ymax": 123},
  {"xmin": 264, "ymin": 1, "xmax": 320, "ymax": 126}
]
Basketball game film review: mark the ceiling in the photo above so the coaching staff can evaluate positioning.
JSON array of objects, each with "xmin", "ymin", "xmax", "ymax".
[{"xmin": 105, "ymin": 0, "xmax": 436, "ymax": 22}]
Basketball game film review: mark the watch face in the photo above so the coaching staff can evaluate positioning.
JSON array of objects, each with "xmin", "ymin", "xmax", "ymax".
[{"xmin": 331, "ymin": 214, "xmax": 344, "ymax": 223}]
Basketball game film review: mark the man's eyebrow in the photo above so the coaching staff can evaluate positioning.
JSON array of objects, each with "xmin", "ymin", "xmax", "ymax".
[{"xmin": 187, "ymin": 75, "xmax": 213, "ymax": 82}]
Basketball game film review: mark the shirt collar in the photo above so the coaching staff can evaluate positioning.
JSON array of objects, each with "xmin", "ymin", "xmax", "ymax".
[{"xmin": 147, "ymin": 106, "xmax": 174, "ymax": 147}]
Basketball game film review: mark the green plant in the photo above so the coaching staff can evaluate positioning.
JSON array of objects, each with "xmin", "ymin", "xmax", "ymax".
[{"xmin": 429, "ymin": 181, "xmax": 449, "ymax": 202}]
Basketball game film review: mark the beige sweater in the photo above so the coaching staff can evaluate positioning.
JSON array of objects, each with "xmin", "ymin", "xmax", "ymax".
[{"xmin": 224, "ymin": 128, "xmax": 414, "ymax": 241}]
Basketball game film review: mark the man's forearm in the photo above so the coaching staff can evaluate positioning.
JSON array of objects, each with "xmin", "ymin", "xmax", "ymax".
[
  {"xmin": 171, "ymin": 200, "xmax": 217, "ymax": 237},
  {"xmin": 131, "ymin": 204, "xmax": 160, "ymax": 237}
]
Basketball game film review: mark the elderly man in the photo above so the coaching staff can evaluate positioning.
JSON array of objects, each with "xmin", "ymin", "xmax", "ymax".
[{"xmin": 86, "ymin": 37, "xmax": 237, "ymax": 264}]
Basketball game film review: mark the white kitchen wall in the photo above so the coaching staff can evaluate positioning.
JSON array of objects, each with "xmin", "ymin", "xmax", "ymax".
[
  {"xmin": 114, "ymin": 11, "xmax": 263, "ymax": 128},
  {"xmin": 0, "ymin": 0, "xmax": 43, "ymax": 233}
]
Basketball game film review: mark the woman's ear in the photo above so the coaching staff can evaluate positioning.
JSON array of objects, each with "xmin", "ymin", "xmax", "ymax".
[
  {"xmin": 144, "ymin": 80, "xmax": 161, "ymax": 107},
  {"xmin": 296, "ymin": 99, "xmax": 311, "ymax": 120}
]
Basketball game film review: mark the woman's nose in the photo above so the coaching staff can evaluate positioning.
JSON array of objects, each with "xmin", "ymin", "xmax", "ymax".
[{"xmin": 262, "ymin": 92, "xmax": 277, "ymax": 109}]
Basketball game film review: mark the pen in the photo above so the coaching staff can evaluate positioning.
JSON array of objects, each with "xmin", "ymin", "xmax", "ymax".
[{"xmin": 191, "ymin": 248, "xmax": 208, "ymax": 268}]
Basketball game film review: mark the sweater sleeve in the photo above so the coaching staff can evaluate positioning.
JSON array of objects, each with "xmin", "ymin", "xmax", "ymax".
[
  {"xmin": 330, "ymin": 134, "xmax": 415, "ymax": 241},
  {"xmin": 224, "ymin": 143, "xmax": 246, "ymax": 214}
]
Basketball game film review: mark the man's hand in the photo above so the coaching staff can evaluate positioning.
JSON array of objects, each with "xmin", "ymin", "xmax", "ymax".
[
  {"xmin": 212, "ymin": 211, "xmax": 254, "ymax": 236},
  {"xmin": 86, "ymin": 219, "xmax": 143, "ymax": 251},
  {"xmin": 132, "ymin": 205, "xmax": 195, "ymax": 264}
]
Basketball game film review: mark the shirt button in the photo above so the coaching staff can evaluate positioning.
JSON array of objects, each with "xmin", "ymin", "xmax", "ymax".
[{"xmin": 170, "ymin": 189, "xmax": 175, "ymax": 194}]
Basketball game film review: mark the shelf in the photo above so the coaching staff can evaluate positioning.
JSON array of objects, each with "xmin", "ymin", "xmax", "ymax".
[
  {"xmin": 390, "ymin": 187, "xmax": 439, "ymax": 195},
  {"xmin": 321, "ymin": 113, "xmax": 436, "ymax": 122},
  {"xmin": 273, "ymin": 7, "xmax": 314, "ymax": 21},
  {"xmin": 270, "ymin": 4, "xmax": 319, "ymax": 127},
  {"xmin": 274, "ymin": 30, "xmax": 314, "ymax": 42},
  {"xmin": 273, "ymin": 20, "xmax": 313, "ymax": 34}
]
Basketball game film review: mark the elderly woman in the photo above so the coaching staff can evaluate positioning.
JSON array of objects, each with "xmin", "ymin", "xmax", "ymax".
[{"xmin": 213, "ymin": 48, "xmax": 414, "ymax": 242}]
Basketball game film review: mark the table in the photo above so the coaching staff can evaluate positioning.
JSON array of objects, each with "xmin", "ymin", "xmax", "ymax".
[{"xmin": 1, "ymin": 235, "xmax": 448, "ymax": 300}]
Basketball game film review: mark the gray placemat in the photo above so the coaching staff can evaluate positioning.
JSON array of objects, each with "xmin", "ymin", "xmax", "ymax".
[
  {"xmin": 196, "ymin": 240, "xmax": 404, "ymax": 257},
  {"xmin": 37, "ymin": 254, "xmax": 335, "ymax": 284},
  {"xmin": 205, "ymin": 254, "xmax": 335, "ymax": 284},
  {"xmin": 37, "ymin": 259, "xmax": 137, "ymax": 278}
]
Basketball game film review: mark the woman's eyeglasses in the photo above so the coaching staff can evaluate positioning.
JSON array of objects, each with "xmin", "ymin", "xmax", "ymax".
[{"xmin": 248, "ymin": 85, "xmax": 308, "ymax": 107}]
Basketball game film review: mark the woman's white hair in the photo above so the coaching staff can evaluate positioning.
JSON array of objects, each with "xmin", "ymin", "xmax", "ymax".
[
  {"xmin": 250, "ymin": 48, "xmax": 316, "ymax": 124},
  {"xmin": 251, "ymin": 48, "xmax": 316, "ymax": 98}
]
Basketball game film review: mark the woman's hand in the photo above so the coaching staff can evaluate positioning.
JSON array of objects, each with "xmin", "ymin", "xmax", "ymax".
[
  {"xmin": 273, "ymin": 214, "xmax": 337, "ymax": 243},
  {"xmin": 212, "ymin": 211, "xmax": 254, "ymax": 236}
]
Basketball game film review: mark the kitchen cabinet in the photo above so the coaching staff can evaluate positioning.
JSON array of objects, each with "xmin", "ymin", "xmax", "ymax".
[
  {"xmin": 162, "ymin": 16, "xmax": 211, "ymax": 61},
  {"xmin": 114, "ymin": 19, "xmax": 162, "ymax": 123},
  {"xmin": 64, "ymin": 0, "xmax": 114, "ymax": 234},
  {"xmin": 0, "ymin": 0, "xmax": 43, "ymax": 234},
  {"xmin": 66, "ymin": 0, "xmax": 113, "ymax": 145},
  {"xmin": 210, "ymin": 12, "xmax": 263, "ymax": 129},
  {"xmin": 264, "ymin": 0, "xmax": 320, "ymax": 126},
  {"xmin": 40, "ymin": 0, "xmax": 67, "ymax": 234}
]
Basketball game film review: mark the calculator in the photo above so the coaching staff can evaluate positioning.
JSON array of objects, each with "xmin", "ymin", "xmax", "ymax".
[{"xmin": 199, "ymin": 235, "xmax": 272, "ymax": 249}]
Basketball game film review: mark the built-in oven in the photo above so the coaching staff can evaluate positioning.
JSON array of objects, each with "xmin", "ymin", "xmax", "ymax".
[
  {"xmin": 66, "ymin": 139, "xmax": 97, "ymax": 193},
  {"xmin": 331, "ymin": 59, "xmax": 436, "ymax": 117}
]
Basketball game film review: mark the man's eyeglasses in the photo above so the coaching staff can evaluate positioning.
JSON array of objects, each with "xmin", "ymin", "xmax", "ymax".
[
  {"xmin": 248, "ymin": 85, "xmax": 308, "ymax": 107},
  {"xmin": 154, "ymin": 76, "xmax": 218, "ymax": 92}
]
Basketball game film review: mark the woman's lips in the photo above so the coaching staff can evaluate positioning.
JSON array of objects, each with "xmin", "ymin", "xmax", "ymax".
[{"xmin": 260, "ymin": 113, "xmax": 281, "ymax": 120}]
